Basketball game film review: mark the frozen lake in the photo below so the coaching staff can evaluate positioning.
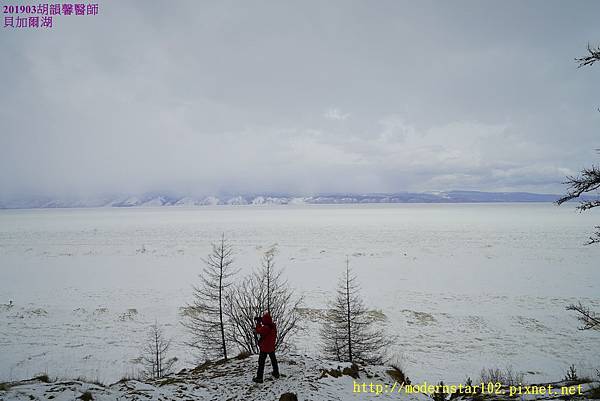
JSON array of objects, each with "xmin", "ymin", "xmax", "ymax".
[{"xmin": 0, "ymin": 204, "xmax": 599, "ymax": 384}]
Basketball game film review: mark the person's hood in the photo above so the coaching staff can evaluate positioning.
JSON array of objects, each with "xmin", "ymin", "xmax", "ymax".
[{"xmin": 262, "ymin": 313, "xmax": 273, "ymax": 325}]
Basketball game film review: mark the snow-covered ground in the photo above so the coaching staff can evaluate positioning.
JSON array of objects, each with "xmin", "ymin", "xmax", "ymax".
[
  {"xmin": 0, "ymin": 204, "xmax": 599, "ymax": 385},
  {"xmin": 1, "ymin": 354, "xmax": 599, "ymax": 401},
  {"xmin": 0, "ymin": 354, "xmax": 427, "ymax": 401}
]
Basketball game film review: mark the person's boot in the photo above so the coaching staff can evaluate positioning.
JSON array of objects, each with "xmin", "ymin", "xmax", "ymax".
[
  {"xmin": 252, "ymin": 377, "xmax": 263, "ymax": 383},
  {"xmin": 271, "ymin": 371, "xmax": 280, "ymax": 379}
]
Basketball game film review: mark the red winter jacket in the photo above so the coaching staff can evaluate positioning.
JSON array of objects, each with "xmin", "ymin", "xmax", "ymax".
[{"xmin": 255, "ymin": 313, "xmax": 277, "ymax": 353}]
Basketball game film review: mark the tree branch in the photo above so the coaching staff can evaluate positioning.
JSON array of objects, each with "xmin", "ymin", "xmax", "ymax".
[
  {"xmin": 576, "ymin": 44, "xmax": 600, "ymax": 68},
  {"xmin": 566, "ymin": 302, "xmax": 600, "ymax": 330},
  {"xmin": 557, "ymin": 165, "xmax": 600, "ymax": 205}
]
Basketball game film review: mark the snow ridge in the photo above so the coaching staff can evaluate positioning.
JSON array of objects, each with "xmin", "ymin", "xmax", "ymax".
[{"xmin": 0, "ymin": 191, "xmax": 573, "ymax": 209}]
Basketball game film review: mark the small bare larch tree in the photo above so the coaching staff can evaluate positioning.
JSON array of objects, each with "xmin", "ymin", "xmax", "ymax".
[
  {"xmin": 226, "ymin": 245, "xmax": 302, "ymax": 354},
  {"xmin": 141, "ymin": 321, "xmax": 177, "ymax": 379},
  {"xmin": 182, "ymin": 234, "xmax": 238, "ymax": 361},
  {"xmin": 263, "ymin": 246, "xmax": 276, "ymax": 313},
  {"xmin": 320, "ymin": 257, "xmax": 391, "ymax": 365}
]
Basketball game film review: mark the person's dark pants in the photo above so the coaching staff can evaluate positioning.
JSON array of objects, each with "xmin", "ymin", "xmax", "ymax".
[{"xmin": 256, "ymin": 351, "xmax": 279, "ymax": 380}]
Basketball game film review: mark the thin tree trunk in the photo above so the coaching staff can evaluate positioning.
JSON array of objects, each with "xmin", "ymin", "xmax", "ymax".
[
  {"xmin": 154, "ymin": 330, "xmax": 159, "ymax": 378},
  {"xmin": 345, "ymin": 257, "xmax": 352, "ymax": 362},
  {"xmin": 267, "ymin": 261, "xmax": 271, "ymax": 313},
  {"xmin": 219, "ymin": 238, "xmax": 228, "ymax": 361}
]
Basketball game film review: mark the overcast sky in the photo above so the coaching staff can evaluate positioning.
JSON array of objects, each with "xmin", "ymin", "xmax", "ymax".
[{"xmin": 1, "ymin": 0, "xmax": 599, "ymax": 198}]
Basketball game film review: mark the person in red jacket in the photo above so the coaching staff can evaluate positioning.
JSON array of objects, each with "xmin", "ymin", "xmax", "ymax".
[{"xmin": 252, "ymin": 312, "xmax": 280, "ymax": 383}]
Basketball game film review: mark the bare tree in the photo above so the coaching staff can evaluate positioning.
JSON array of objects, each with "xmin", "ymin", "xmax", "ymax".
[
  {"xmin": 140, "ymin": 321, "xmax": 177, "ymax": 379},
  {"xmin": 558, "ymin": 44, "xmax": 600, "ymax": 245},
  {"xmin": 558, "ymin": 43, "xmax": 600, "ymax": 328},
  {"xmin": 566, "ymin": 302, "xmax": 600, "ymax": 330},
  {"xmin": 226, "ymin": 245, "xmax": 302, "ymax": 354},
  {"xmin": 263, "ymin": 246, "xmax": 276, "ymax": 313},
  {"xmin": 320, "ymin": 257, "xmax": 391, "ymax": 365},
  {"xmin": 182, "ymin": 234, "xmax": 238, "ymax": 361}
]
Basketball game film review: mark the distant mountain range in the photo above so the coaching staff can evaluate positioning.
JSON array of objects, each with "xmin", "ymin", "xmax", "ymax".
[{"xmin": 0, "ymin": 190, "xmax": 586, "ymax": 209}]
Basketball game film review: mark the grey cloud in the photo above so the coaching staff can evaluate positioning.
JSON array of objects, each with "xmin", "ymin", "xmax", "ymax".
[{"xmin": 1, "ymin": 0, "xmax": 599, "ymax": 198}]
